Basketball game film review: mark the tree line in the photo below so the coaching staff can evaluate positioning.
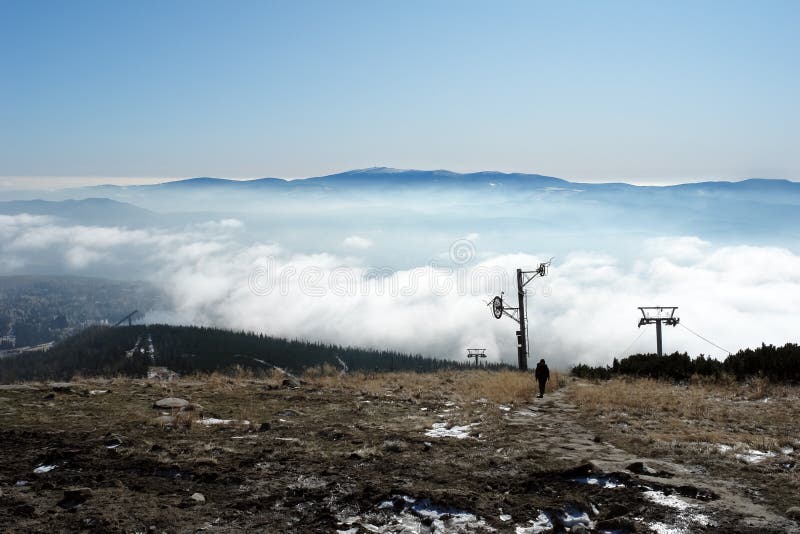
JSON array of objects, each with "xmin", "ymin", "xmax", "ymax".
[
  {"xmin": 0, "ymin": 324, "xmax": 511, "ymax": 382},
  {"xmin": 571, "ymin": 342, "xmax": 800, "ymax": 382}
]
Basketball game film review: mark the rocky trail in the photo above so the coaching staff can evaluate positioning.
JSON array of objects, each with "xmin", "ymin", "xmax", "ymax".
[{"xmin": 0, "ymin": 377, "xmax": 796, "ymax": 533}]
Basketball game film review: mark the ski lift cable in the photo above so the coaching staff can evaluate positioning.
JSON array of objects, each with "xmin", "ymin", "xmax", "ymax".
[
  {"xmin": 616, "ymin": 324, "xmax": 649, "ymax": 360},
  {"xmin": 678, "ymin": 322, "xmax": 732, "ymax": 355}
]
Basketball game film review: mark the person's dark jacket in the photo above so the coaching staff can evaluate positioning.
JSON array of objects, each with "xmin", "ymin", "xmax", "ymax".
[{"xmin": 535, "ymin": 362, "xmax": 549, "ymax": 383}]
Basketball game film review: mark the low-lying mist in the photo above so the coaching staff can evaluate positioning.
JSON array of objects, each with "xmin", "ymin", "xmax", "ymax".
[{"xmin": 2, "ymin": 211, "xmax": 798, "ymax": 368}]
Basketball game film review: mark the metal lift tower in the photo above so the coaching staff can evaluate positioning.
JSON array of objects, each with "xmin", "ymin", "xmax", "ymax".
[
  {"xmin": 466, "ymin": 348, "xmax": 487, "ymax": 367},
  {"xmin": 637, "ymin": 306, "xmax": 679, "ymax": 356},
  {"xmin": 489, "ymin": 260, "xmax": 551, "ymax": 371}
]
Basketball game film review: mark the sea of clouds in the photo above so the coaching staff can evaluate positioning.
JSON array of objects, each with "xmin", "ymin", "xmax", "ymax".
[{"xmin": 2, "ymin": 213, "xmax": 799, "ymax": 368}]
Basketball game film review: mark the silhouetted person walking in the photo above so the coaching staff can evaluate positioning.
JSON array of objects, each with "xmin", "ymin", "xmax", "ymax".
[{"xmin": 534, "ymin": 359, "xmax": 549, "ymax": 398}]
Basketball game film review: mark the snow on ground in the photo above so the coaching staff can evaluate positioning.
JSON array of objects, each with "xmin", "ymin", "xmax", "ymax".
[
  {"xmin": 146, "ymin": 334, "xmax": 155, "ymax": 362},
  {"xmin": 339, "ymin": 495, "xmax": 496, "ymax": 533},
  {"xmin": 643, "ymin": 490, "xmax": 715, "ymax": 533},
  {"xmin": 196, "ymin": 418, "xmax": 249, "ymax": 426},
  {"xmin": 514, "ymin": 511, "xmax": 553, "ymax": 533},
  {"xmin": 572, "ymin": 475, "xmax": 625, "ymax": 489},
  {"xmin": 735, "ymin": 449, "xmax": 777, "ymax": 464},
  {"xmin": 33, "ymin": 464, "xmax": 57, "ymax": 474},
  {"xmin": 424, "ymin": 422, "xmax": 478, "ymax": 439}
]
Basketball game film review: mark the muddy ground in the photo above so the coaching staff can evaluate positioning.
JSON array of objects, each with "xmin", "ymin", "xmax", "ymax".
[{"xmin": 0, "ymin": 374, "xmax": 797, "ymax": 533}]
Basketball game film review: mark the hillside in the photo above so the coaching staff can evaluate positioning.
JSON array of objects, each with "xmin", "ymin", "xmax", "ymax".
[{"xmin": 0, "ymin": 324, "xmax": 502, "ymax": 383}]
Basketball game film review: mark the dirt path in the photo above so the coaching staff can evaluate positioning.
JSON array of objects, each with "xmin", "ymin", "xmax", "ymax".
[
  {"xmin": 504, "ymin": 387, "xmax": 798, "ymax": 532},
  {"xmin": 1, "ymin": 378, "xmax": 797, "ymax": 533}
]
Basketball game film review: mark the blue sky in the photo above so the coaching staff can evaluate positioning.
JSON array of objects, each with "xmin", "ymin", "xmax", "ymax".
[{"xmin": 1, "ymin": 0, "xmax": 798, "ymax": 186}]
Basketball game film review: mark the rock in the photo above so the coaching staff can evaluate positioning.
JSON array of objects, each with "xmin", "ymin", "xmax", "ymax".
[
  {"xmin": 57, "ymin": 487, "xmax": 92, "ymax": 509},
  {"xmin": 570, "ymin": 525, "xmax": 588, "ymax": 534},
  {"xmin": 258, "ymin": 422, "xmax": 271, "ymax": 432},
  {"xmin": 282, "ymin": 377, "xmax": 301, "ymax": 388},
  {"xmin": 151, "ymin": 415, "xmax": 177, "ymax": 427},
  {"xmin": 786, "ymin": 506, "xmax": 800, "ymax": 520},
  {"xmin": 627, "ymin": 461, "xmax": 673, "ymax": 478},
  {"xmin": 190, "ymin": 492, "xmax": 206, "ymax": 504},
  {"xmin": 104, "ymin": 435, "xmax": 123, "ymax": 448},
  {"xmin": 153, "ymin": 397, "xmax": 190, "ymax": 409}
]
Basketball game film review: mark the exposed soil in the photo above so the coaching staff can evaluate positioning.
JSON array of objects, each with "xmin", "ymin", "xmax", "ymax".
[{"xmin": 0, "ymin": 376, "xmax": 797, "ymax": 533}]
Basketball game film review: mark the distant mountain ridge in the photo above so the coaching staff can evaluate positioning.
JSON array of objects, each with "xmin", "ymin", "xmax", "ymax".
[{"xmin": 90, "ymin": 167, "xmax": 798, "ymax": 193}]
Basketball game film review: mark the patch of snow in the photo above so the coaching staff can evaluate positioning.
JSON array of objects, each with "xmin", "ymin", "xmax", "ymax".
[
  {"xmin": 735, "ymin": 449, "xmax": 777, "ymax": 464},
  {"xmin": 515, "ymin": 511, "xmax": 553, "ymax": 533},
  {"xmin": 644, "ymin": 491, "xmax": 692, "ymax": 511},
  {"xmin": 197, "ymin": 418, "xmax": 249, "ymax": 426},
  {"xmin": 89, "ymin": 389, "xmax": 109, "ymax": 395},
  {"xmin": 498, "ymin": 405, "xmax": 511, "ymax": 411},
  {"xmin": 781, "ymin": 446, "xmax": 794, "ymax": 455},
  {"xmin": 649, "ymin": 522, "xmax": 687, "ymax": 534},
  {"xmin": 643, "ymin": 490, "xmax": 717, "ymax": 532},
  {"xmin": 560, "ymin": 506, "xmax": 592, "ymax": 529},
  {"xmin": 500, "ymin": 514, "xmax": 512, "ymax": 522},
  {"xmin": 573, "ymin": 475, "xmax": 625, "ymax": 489},
  {"xmin": 146, "ymin": 334, "xmax": 155, "ymax": 362},
  {"xmin": 716, "ymin": 444, "xmax": 733, "ymax": 454},
  {"xmin": 349, "ymin": 495, "xmax": 495, "ymax": 533},
  {"xmin": 33, "ymin": 464, "xmax": 57, "ymax": 474},
  {"xmin": 424, "ymin": 422, "xmax": 477, "ymax": 439}
]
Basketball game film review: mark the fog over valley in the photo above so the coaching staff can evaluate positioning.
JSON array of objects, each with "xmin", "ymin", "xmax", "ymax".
[{"xmin": 2, "ymin": 168, "xmax": 799, "ymax": 367}]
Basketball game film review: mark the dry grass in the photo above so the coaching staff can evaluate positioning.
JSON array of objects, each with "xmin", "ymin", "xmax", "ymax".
[
  {"xmin": 568, "ymin": 377, "xmax": 800, "ymax": 450},
  {"xmin": 303, "ymin": 368, "xmax": 564, "ymax": 404}
]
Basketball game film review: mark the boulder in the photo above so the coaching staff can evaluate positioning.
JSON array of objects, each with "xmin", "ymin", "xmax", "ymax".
[{"xmin": 153, "ymin": 398, "xmax": 189, "ymax": 409}]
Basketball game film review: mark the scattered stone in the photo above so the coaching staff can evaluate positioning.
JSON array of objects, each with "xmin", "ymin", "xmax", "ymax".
[
  {"xmin": 675, "ymin": 484, "xmax": 719, "ymax": 502},
  {"xmin": 104, "ymin": 435, "xmax": 123, "ymax": 449},
  {"xmin": 786, "ymin": 507, "xmax": 800, "ymax": 520},
  {"xmin": 258, "ymin": 422, "xmax": 271, "ymax": 432},
  {"xmin": 282, "ymin": 376, "xmax": 301, "ymax": 388},
  {"xmin": 57, "ymin": 487, "xmax": 92, "ymax": 509},
  {"xmin": 627, "ymin": 461, "xmax": 673, "ymax": 478},
  {"xmin": 153, "ymin": 398, "xmax": 190, "ymax": 409}
]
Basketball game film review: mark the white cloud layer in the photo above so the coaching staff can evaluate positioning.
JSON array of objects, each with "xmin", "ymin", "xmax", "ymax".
[
  {"xmin": 342, "ymin": 235, "xmax": 374, "ymax": 249},
  {"xmin": 2, "ymin": 214, "xmax": 799, "ymax": 369}
]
